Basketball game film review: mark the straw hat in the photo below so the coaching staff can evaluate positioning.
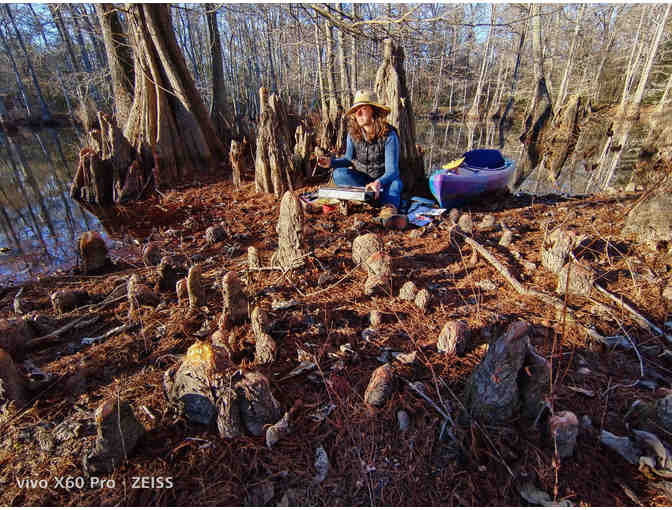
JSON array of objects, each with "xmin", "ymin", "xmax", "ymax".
[{"xmin": 345, "ymin": 90, "xmax": 391, "ymax": 117}]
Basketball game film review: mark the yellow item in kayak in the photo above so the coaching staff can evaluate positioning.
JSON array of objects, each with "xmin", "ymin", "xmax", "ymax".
[{"xmin": 441, "ymin": 157, "xmax": 465, "ymax": 170}]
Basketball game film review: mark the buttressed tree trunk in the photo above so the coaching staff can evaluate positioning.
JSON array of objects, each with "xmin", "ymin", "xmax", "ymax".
[
  {"xmin": 71, "ymin": 4, "xmax": 227, "ymax": 206},
  {"xmin": 375, "ymin": 38, "xmax": 424, "ymax": 197},
  {"xmin": 254, "ymin": 87, "xmax": 297, "ymax": 197}
]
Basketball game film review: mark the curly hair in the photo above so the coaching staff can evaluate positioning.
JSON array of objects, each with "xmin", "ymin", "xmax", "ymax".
[{"xmin": 347, "ymin": 108, "xmax": 391, "ymax": 143}]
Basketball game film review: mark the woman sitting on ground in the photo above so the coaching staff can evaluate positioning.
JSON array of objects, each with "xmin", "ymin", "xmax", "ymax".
[{"xmin": 317, "ymin": 90, "xmax": 407, "ymax": 230}]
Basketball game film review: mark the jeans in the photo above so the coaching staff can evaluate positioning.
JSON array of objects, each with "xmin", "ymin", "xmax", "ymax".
[{"xmin": 332, "ymin": 168, "xmax": 403, "ymax": 209}]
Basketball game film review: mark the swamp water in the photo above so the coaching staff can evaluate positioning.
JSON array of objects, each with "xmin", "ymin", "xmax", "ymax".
[
  {"xmin": 0, "ymin": 119, "xmax": 642, "ymax": 285},
  {"xmin": 0, "ymin": 128, "xmax": 107, "ymax": 285}
]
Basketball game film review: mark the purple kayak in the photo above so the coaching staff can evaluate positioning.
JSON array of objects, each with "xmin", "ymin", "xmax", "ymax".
[{"xmin": 429, "ymin": 158, "xmax": 515, "ymax": 208}]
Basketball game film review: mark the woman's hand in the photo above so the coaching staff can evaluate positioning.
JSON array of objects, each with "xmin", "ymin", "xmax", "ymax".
[
  {"xmin": 365, "ymin": 180, "xmax": 382, "ymax": 199},
  {"xmin": 317, "ymin": 156, "xmax": 332, "ymax": 168}
]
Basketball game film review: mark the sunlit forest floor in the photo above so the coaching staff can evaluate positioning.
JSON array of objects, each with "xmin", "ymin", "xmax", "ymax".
[{"xmin": 0, "ymin": 172, "xmax": 670, "ymax": 506}]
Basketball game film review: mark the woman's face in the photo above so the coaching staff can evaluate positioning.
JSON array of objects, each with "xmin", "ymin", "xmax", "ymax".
[{"xmin": 354, "ymin": 105, "xmax": 374, "ymax": 128}]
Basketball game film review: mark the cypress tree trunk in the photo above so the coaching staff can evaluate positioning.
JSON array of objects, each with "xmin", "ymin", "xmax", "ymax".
[
  {"xmin": 206, "ymin": 7, "xmax": 230, "ymax": 142},
  {"xmin": 375, "ymin": 39, "xmax": 424, "ymax": 197},
  {"xmin": 512, "ymin": 5, "xmax": 554, "ymax": 189},
  {"xmin": 96, "ymin": 3, "xmax": 134, "ymax": 127},
  {"xmin": 71, "ymin": 4, "xmax": 228, "ymax": 206}
]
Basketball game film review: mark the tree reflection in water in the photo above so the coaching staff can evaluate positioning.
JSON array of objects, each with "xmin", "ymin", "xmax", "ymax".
[{"xmin": 0, "ymin": 127, "xmax": 105, "ymax": 285}]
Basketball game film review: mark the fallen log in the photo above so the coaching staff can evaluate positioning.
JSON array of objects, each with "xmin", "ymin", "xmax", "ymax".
[
  {"xmin": 461, "ymin": 234, "xmax": 606, "ymax": 343},
  {"xmin": 24, "ymin": 314, "xmax": 100, "ymax": 352}
]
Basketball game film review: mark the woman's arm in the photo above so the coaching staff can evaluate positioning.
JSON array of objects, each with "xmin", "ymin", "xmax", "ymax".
[
  {"xmin": 329, "ymin": 135, "xmax": 355, "ymax": 168},
  {"xmin": 377, "ymin": 130, "xmax": 400, "ymax": 187}
]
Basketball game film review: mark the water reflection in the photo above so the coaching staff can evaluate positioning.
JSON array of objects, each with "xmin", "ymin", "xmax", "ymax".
[
  {"xmin": 0, "ymin": 127, "xmax": 105, "ymax": 285},
  {"xmin": 416, "ymin": 117, "xmax": 633, "ymax": 197}
]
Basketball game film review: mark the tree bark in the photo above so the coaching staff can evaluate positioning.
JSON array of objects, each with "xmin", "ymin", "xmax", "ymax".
[
  {"xmin": 375, "ymin": 38, "xmax": 424, "ymax": 197},
  {"xmin": 337, "ymin": 20, "xmax": 351, "ymax": 111},
  {"xmin": 28, "ymin": 4, "xmax": 78, "ymax": 130},
  {"xmin": 512, "ymin": 5, "xmax": 554, "ymax": 189},
  {"xmin": 67, "ymin": 4, "xmax": 95, "ymax": 73},
  {"xmin": 350, "ymin": 3, "xmax": 358, "ymax": 96},
  {"xmin": 254, "ymin": 87, "xmax": 297, "ymax": 197},
  {"xmin": 597, "ymin": 4, "xmax": 670, "ymax": 189},
  {"xmin": 206, "ymin": 6, "xmax": 230, "ymax": 142},
  {"xmin": 96, "ymin": 4, "xmax": 134, "ymax": 127},
  {"xmin": 71, "ymin": 4, "xmax": 228, "ymax": 206}
]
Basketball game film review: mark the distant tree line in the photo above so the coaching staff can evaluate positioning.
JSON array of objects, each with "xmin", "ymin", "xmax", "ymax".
[{"xmin": 0, "ymin": 3, "xmax": 670, "ymax": 196}]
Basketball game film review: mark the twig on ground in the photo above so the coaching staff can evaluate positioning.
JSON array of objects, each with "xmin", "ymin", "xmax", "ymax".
[
  {"xmin": 80, "ymin": 321, "xmax": 139, "ymax": 346},
  {"xmin": 592, "ymin": 296, "xmax": 645, "ymax": 378},
  {"xmin": 594, "ymin": 282, "xmax": 672, "ymax": 345},
  {"xmin": 400, "ymin": 376, "xmax": 457, "ymax": 442},
  {"xmin": 25, "ymin": 313, "xmax": 100, "ymax": 351}
]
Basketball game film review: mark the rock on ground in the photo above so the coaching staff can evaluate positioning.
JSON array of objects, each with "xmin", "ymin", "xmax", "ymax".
[
  {"xmin": 438, "ymin": 320, "xmax": 470, "ymax": 356},
  {"xmin": 266, "ymin": 411, "xmax": 291, "ymax": 448},
  {"xmin": 549, "ymin": 410, "xmax": 579, "ymax": 459},
  {"xmin": 235, "ymin": 370, "xmax": 282, "ymax": 436},
  {"xmin": 364, "ymin": 364, "xmax": 395, "ymax": 407},
  {"xmin": 397, "ymin": 409, "xmax": 410, "ymax": 432},
  {"xmin": 623, "ymin": 192, "xmax": 672, "ymax": 243},
  {"xmin": 519, "ymin": 344, "xmax": 551, "ymax": 420},
  {"xmin": 79, "ymin": 231, "xmax": 108, "ymax": 274},
  {"xmin": 464, "ymin": 321, "xmax": 531, "ymax": 423},
  {"xmin": 352, "ymin": 233, "xmax": 384, "ymax": 266},
  {"xmin": 205, "ymin": 224, "xmax": 227, "ymax": 244},
  {"xmin": 83, "ymin": 398, "xmax": 145, "ymax": 474}
]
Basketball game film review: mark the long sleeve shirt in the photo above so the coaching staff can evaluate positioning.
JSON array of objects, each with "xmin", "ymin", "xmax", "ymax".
[{"xmin": 331, "ymin": 129, "xmax": 400, "ymax": 188}]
